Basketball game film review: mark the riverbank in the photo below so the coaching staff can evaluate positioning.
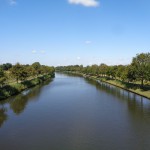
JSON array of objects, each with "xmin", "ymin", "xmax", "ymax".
[
  {"xmin": 0, "ymin": 74, "xmax": 54, "ymax": 100},
  {"xmin": 59, "ymin": 71, "xmax": 150, "ymax": 100}
]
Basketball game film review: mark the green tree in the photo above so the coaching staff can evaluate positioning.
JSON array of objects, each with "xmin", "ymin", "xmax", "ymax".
[
  {"xmin": 10, "ymin": 63, "xmax": 28, "ymax": 83},
  {"xmin": 147, "ymin": 63, "xmax": 150, "ymax": 81},
  {"xmin": 107, "ymin": 66, "xmax": 117, "ymax": 79},
  {"xmin": 1, "ymin": 63, "xmax": 12, "ymax": 71},
  {"xmin": 115, "ymin": 65, "xmax": 125, "ymax": 80},
  {"xmin": 0, "ymin": 68, "xmax": 6, "ymax": 87},
  {"xmin": 99, "ymin": 63, "xmax": 108, "ymax": 77},
  {"xmin": 32, "ymin": 62, "xmax": 41, "ymax": 76},
  {"xmin": 131, "ymin": 53, "xmax": 150, "ymax": 86},
  {"xmin": 90, "ymin": 65, "xmax": 99, "ymax": 75},
  {"xmin": 26, "ymin": 66, "xmax": 36, "ymax": 77},
  {"xmin": 126, "ymin": 65, "xmax": 136, "ymax": 82}
]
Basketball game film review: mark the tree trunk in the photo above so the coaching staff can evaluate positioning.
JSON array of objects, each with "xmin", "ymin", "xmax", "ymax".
[{"xmin": 141, "ymin": 77, "xmax": 144, "ymax": 87}]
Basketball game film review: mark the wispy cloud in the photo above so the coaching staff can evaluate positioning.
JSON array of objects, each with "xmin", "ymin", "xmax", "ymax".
[
  {"xmin": 31, "ymin": 50, "xmax": 46, "ymax": 55},
  {"xmin": 40, "ymin": 50, "xmax": 46, "ymax": 54},
  {"xmin": 77, "ymin": 56, "xmax": 81, "ymax": 60},
  {"xmin": 85, "ymin": 40, "xmax": 92, "ymax": 44},
  {"xmin": 32, "ymin": 50, "xmax": 37, "ymax": 54},
  {"xmin": 9, "ymin": 0, "xmax": 17, "ymax": 5},
  {"xmin": 68, "ymin": 0, "xmax": 99, "ymax": 7}
]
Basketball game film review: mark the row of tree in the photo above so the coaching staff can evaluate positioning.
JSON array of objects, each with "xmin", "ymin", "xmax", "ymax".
[
  {"xmin": 0, "ymin": 62, "xmax": 55, "ymax": 87},
  {"xmin": 56, "ymin": 53, "xmax": 150, "ymax": 87},
  {"xmin": 0, "ymin": 63, "xmax": 12, "ymax": 71}
]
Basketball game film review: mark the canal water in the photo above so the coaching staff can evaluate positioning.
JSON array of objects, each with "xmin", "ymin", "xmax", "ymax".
[{"xmin": 0, "ymin": 73, "xmax": 150, "ymax": 150}]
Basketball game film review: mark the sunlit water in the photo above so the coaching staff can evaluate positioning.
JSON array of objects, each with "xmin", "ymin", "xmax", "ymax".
[{"xmin": 0, "ymin": 73, "xmax": 150, "ymax": 150}]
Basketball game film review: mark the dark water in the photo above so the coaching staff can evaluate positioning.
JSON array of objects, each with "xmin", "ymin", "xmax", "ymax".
[{"xmin": 0, "ymin": 73, "xmax": 150, "ymax": 150}]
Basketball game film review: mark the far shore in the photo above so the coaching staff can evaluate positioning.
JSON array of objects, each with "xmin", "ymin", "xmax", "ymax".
[{"xmin": 58, "ymin": 71, "xmax": 150, "ymax": 100}]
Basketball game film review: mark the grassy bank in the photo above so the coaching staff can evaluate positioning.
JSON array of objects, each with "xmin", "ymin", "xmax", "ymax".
[
  {"xmin": 0, "ymin": 74, "xmax": 54, "ymax": 100},
  {"xmin": 97, "ymin": 77, "xmax": 150, "ymax": 99},
  {"xmin": 60, "ymin": 71, "xmax": 150, "ymax": 99}
]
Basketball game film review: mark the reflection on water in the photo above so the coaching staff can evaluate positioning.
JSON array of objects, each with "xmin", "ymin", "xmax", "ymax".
[
  {"xmin": 85, "ymin": 78, "xmax": 150, "ymax": 117},
  {"xmin": 0, "ymin": 107, "xmax": 7, "ymax": 127},
  {"xmin": 0, "ymin": 79, "xmax": 52, "ymax": 127},
  {"xmin": 0, "ymin": 73, "xmax": 150, "ymax": 150},
  {"xmin": 0, "ymin": 75, "xmax": 150, "ymax": 127}
]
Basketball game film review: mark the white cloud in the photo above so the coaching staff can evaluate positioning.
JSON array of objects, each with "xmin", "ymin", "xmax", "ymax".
[
  {"xmin": 9, "ymin": 0, "xmax": 17, "ymax": 5},
  {"xmin": 40, "ymin": 50, "xmax": 46, "ymax": 54},
  {"xmin": 32, "ymin": 50, "xmax": 37, "ymax": 54},
  {"xmin": 77, "ymin": 56, "xmax": 81, "ymax": 60},
  {"xmin": 31, "ymin": 50, "xmax": 46, "ymax": 54},
  {"xmin": 85, "ymin": 40, "xmax": 92, "ymax": 44},
  {"xmin": 68, "ymin": 0, "xmax": 99, "ymax": 7}
]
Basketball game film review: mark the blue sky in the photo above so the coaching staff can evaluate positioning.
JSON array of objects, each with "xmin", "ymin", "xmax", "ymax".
[{"xmin": 0, "ymin": 0, "xmax": 150, "ymax": 66}]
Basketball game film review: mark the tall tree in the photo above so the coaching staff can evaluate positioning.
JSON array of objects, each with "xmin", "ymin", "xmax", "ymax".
[
  {"xmin": 131, "ymin": 53, "xmax": 150, "ymax": 86},
  {"xmin": 32, "ymin": 62, "xmax": 41, "ymax": 76},
  {"xmin": 99, "ymin": 63, "xmax": 108, "ymax": 76},
  {"xmin": 10, "ymin": 63, "xmax": 28, "ymax": 83}
]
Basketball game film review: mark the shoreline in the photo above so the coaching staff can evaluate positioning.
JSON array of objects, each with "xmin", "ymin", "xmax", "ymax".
[
  {"xmin": 0, "ymin": 74, "xmax": 55, "ymax": 100},
  {"xmin": 59, "ymin": 71, "xmax": 150, "ymax": 100}
]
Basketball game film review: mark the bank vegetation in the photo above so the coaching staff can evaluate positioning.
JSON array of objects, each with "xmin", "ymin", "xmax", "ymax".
[
  {"xmin": 56, "ymin": 53, "xmax": 150, "ymax": 99},
  {"xmin": 0, "ymin": 62, "xmax": 55, "ymax": 100}
]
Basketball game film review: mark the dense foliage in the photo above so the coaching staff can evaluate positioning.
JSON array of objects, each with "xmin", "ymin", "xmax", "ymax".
[
  {"xmin": 0, "ymin": 62, "xmax": 55, "ymax": 87},
  {"xmin": 56, "ymin": 53, "xmax": 150, "ymax": 87}
]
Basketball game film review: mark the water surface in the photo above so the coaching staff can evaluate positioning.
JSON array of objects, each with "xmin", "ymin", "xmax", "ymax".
[{"xmin": 0, "ymin": 73, "xmax": 150, "ymax": 150}]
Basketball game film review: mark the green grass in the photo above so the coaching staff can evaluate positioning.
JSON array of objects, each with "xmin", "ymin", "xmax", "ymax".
[{"xmin": 98, "ymin": 78, "xmax": 150, "ymax": 99}]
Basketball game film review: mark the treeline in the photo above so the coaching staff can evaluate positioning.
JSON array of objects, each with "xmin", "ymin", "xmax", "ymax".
[
  {"xmin": 56, "ymin": 53, "xmax": 150, "ymax": 87},
  {"xmin": 0, "ymin": 62, "xmax": 55, "ymax": 88}
]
